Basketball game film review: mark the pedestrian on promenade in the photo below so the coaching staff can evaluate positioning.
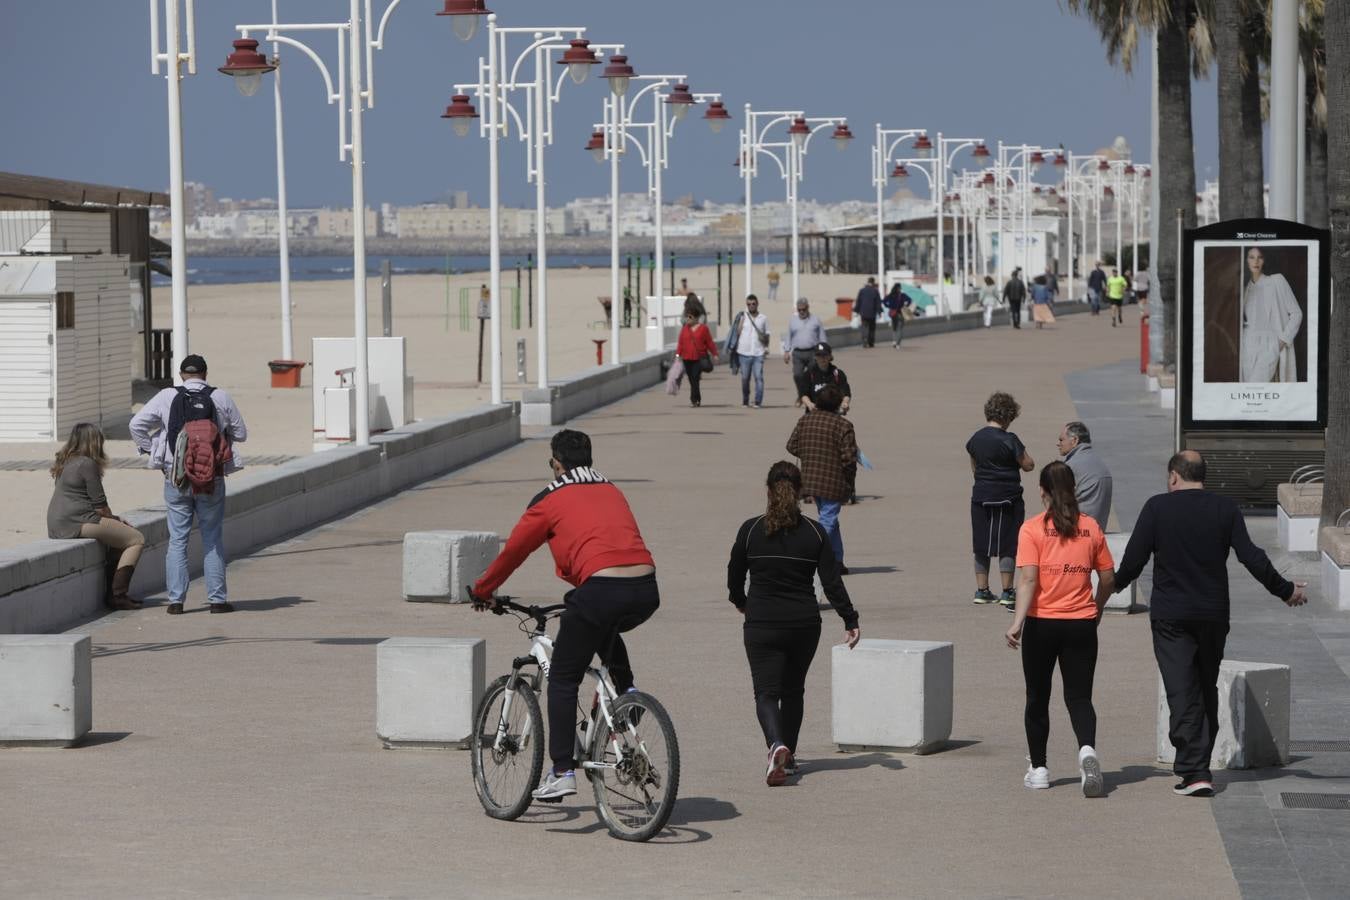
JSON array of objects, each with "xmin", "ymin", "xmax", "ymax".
[
  {"xmin": 786, "ymin": 385, "xmax": 857, "ymax": 574},
  {"xmin": 795, "ymin": 343, "xmax": 851, "ymax": 415},
  {"xmin": 130, "ymin": 354, "xmax": 248, "ymax": 614},
  {"xmin": 853, "ymin": 277, "xmax": 883, "ymax": 349},
  {"xmin": 1045, "ymin": 265, "xmax": 1059, "ymax": 302},
  {"xmin": 683, "ymin": 291, "xmax": 706, "ymax": 322},
  {"xmin": 782, "ymin": 298, "xmax": 826, "ymax": 379},
  {"xmin": 728, "ymin": 294, "xmax": 771, "ymax": 408},
  {"xmin": 882, "ymin": 282, "xmax": 909, "ymax": 346},
  {"xmin": 728, "ymin": 460, "xmax": 861, "ymax": 785},
  {"xmin": 1031, "ymin": 275, "xmax": 1056, "ymax": 329},
  {"xmin": 979, "ymin": 276, "xmax": 1000, "ymax": 328},
  {"xmin": 1057, "ymin": 421, "xmax": 1113, "ymax": 529},
  {"xmin": 967, "ymin": 391, "xmax": 1035, "ymax": 608},
  {"xmin": 1006, "ymin": 460, "xmax": 1115, "ymax": 796},
  {"xmin": 675, "ymin": 308, "xmax": 718, "ymax": 408},
  {"xmin": 1112, "ymin": 451, "xmax": 1307, "ymax": 797},
  {"xmin": 47, "ymin": 423, "xmax": 146, "ymax": 611},
  {"xmin": 470, "ymin": 429, "xmax": 660, "ymax": 802},
  {"xmin": 1087, "ymin": 261, "xmax": 1106, "ymax": 316},
  {"xmin": 767, "ymin": 265, "xmax": 780, "ymax": 301},
  {"xmin": 1003, "ymin": 268, "xmax": 1026, "ymax": 329},
  {"xmin": 1106, "ymin": 268, "xmax": 1128, "ymax": 327},
  {"xmin": 1133, "ymin": 267, "xmax": 1150, "ymax": 309}
]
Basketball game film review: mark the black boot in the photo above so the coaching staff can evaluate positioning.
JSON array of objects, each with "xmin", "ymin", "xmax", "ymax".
[{"xmin": 109, "ymin": 566, "xmax": 142, "ymax": 610}]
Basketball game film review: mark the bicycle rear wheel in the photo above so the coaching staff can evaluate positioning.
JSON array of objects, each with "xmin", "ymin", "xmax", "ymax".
[
  {"xmin": 471, "ymin": 674, "xmax": 544, "ymax": 820},
  {"xmin": 588, "ymin": 691, "xmax": 680, "ymax": 842}
]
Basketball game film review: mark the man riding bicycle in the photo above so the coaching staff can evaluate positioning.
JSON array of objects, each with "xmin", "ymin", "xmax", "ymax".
[{"xmin": 471, "ymin": 429, "xmax": 659, "ymax": 802}]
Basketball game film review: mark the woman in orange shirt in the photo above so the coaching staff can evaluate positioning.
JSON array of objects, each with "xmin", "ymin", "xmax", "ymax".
[{"xmin": 1006, "ymin": 461, "xmax": 1115, "ymax": 797}]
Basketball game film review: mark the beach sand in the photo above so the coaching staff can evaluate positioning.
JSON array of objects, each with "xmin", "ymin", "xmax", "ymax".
[{"xmin": 2, "ymin": 262, "xmax": 868, "ymax": 547}]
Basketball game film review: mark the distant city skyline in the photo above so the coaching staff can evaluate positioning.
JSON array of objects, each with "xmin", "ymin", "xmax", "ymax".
[{"xmin": 0, "ymin": 1, "xmax": 1224, "ymax": 210}]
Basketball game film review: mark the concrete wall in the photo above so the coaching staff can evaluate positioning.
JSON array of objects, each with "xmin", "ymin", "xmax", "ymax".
[
  {"xmin": 521, "ymin": 350, "xmax": 668, "ymax": 426},
  {"xmin": 0, "ymin": 404, "xmax": 519, "ymax": 634}
]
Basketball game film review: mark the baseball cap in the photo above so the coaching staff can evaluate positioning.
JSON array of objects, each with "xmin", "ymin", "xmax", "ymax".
[
  {"xmin": 814, "ymin": 342, "xmax": 832, "ymax": 356},
  {"xmin": 179, "ymin": 354, "xmax": 207, "ymax": 375}
]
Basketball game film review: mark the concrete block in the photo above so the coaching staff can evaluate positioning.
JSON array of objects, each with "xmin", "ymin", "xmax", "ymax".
[
  {"xmin": 832, "ymin": 639, "xmax": 953, "ymax": 754},
  {"xmin": 1318, "ymin": 526, "xmax": 1350, "ymax": 567},
  {"xmin": 1147, "ymin": 375, "xmax": 1160, "ymax": 393},
  {"xmin": 1276, "ymin": 506, "xmax": 1319, "ymax": 554},
  {"xmin": 0, "ymin": 634, "xmax": 92, "ymax": 746},
  {"xmin": 1322, "ymin": 552, "xmax": 1350, "ymax": 612},
  {"xmin": 376, "ymin": 637, "xmax": 485, "ymax": 748},
  {"xmin": 1099, "ymin": 532, "xmax": 1142, "ymax": 612},
  {"xmin": 1159, "ymin": 387, "xmax": 1175, "ymax": 409},
  {"xmin": 402, "ymin": 531, "xmax": 499, "ymax": 603},
  {"xmin": 1156, "ymin": 660, "xmax": 1289, "ymax": 770}
]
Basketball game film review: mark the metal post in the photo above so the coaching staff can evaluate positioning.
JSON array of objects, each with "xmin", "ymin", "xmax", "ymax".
[
  {"xmin": 935, "ymin": 134, "xmax": 945, "ymax": 313},
  {"xmin": 1115, "ymin": 167, "xmax": 1123, "ymax": 271},
  {"xmin": 527, "ymin": 252, "xmax": 533, "ymax": 328},
  {"xmin": 1067, "ymin": 165, "xmax": 1075, "ymax": 301},
  {"xmin": 789, "ymin": 138, "xmax": 801, "ymax": 306},
  {"xmin": 381, "ymin": 258, "xmax": 392, "ymax": 336},
  {"xmin": 534, "ymin": 59, "xmax": 549, "ymax": 388},
  {"xmin": 715, "ymin": 250, "xmax": 722, "ymax": 320},
  {"xmin": 609, "ymin": 95, "xmax": 621, "ymax": 364},
  {"xmin": 1269, "ymin": 0, "xmax": 1299, "ymax": 219},
  {"xmin": 653, "ymin": 95, "xmax": 665, "ymax": 326},
  {"xmin": 349, "ymin": 0, "xmax": 370, "ymax": 444},
  {"xmin": 875, "ymin": 123, "xmax": 885, "ymax": 292},
  {"xmin": 516, "ymin": 336, "xmax": 526, "ymax": 383},
  {"xmin": 743, "ymin": 106, "xmax": 753, "ymax": 299},
  {"xmin": 271, "ymin": 0, "xmax": 293, "ymax": 360},
  {"xmin": 164, "ymin": 0, "xmax": 190, "ymax": 383}
]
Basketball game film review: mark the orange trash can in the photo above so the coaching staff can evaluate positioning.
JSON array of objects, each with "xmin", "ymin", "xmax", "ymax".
[
  {"xmin": 268, "ymin": 360, "xmax": 306, "ymax": 388},
  {"xmin": 835, "ymin": 298, "xmax": 853, "ymax": 319}
]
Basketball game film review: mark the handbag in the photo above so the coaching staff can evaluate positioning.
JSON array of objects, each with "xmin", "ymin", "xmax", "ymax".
[{"xmin": 699, "ymin": 353, "xmax": 715, "ymax": 373}]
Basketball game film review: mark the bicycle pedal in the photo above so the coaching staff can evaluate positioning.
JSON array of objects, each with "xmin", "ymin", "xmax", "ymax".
[{"xmin": 534, "ymin": 795, "xmax": 564, "ymax": 804}]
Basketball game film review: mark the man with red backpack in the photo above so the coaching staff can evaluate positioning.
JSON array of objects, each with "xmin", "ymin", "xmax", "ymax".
[{"xmin": 130, "ymin": 354, "xmax": 248, "ymax": 614}]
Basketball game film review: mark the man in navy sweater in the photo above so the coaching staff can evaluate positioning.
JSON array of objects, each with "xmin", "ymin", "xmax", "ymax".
[{"xmin": 1113, "ymin": 450, "xmax": 1307, "ymax": 797}]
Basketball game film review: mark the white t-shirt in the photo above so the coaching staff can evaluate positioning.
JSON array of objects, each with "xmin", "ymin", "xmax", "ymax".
[{"xmin": 734, "ymin": 311, "xmax": 770, "ymax": 357}]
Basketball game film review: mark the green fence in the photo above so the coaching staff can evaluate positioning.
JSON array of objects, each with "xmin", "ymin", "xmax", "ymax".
[{"xmin": 453, "ymin": 286, "xmax": 522, "ymax": 331}]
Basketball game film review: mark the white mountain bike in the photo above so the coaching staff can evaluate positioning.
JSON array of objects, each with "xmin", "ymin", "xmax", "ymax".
[{"xmin": 467, "ymin": 594, "xmax": 680, "ymax": 842}]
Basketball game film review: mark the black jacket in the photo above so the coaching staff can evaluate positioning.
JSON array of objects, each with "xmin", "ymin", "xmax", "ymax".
[
  {"xmin": 854, "ymin": 284, "xmax": 883, "ymax": 319},
  {"xmin": 728, "ymin": 515, "xmax": 857, "ymax": 629},
  {"xmin": 795, "ymin": 364, "xmax": 851, "ymax": 402}
]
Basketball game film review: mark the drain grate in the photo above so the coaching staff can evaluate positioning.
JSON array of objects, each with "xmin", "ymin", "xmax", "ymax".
[
  {"xmin": 1290, "ymin": 740, "xmax": 1350, "ymax": 752},
  {"xmin": 1281, "ymin": 792, "xmax": 1350, "ymax": 811}
]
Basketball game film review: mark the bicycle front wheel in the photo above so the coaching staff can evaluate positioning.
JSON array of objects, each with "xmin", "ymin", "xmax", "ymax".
[
  {"xmin": 471, "ymin": 674, "xmax": 544, "ymax": 821},
  {"xmin": 588, "ymin": 691, "xmax": 680, "ymax": 842}
]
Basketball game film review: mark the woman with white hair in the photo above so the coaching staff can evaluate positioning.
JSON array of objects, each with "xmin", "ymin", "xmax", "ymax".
[{"xmin": 1240, "ymin": 246, "xmax": 1302, "ymax": 382}]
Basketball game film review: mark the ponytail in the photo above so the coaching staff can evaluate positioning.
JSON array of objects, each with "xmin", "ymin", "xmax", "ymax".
[
  {"xmin": 1039, "ymin": 460, "xmax": 1080, "ymax": 538},
  {"xmin": 764, "ymin": 461, "xmax": 803, "ymax": 535}
]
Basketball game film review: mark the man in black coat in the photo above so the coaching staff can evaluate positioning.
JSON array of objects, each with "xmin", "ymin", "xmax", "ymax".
[
  {"xmin": 1002, "ymin": 269, "xmax": 1026, "ymax": 329},
  {"xmin": 853, "ymin": 277, "xmax": 883, "ymax": 348}
]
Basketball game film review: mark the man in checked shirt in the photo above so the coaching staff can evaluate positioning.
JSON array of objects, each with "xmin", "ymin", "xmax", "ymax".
[{"xmin": 786, "ymin": 384, "xmax": 858, "ymax": 575}]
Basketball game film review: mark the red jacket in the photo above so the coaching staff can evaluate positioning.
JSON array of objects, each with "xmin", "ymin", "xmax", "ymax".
[
  {"xmin": 473, "ymin": 467, "xmax": 654, "ymax": 597},
  {"xmin": 676, "ymin": 323, "xmax": 718, "ymax": 362}
]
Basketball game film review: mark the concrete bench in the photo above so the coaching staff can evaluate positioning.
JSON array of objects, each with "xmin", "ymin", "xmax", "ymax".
[
  {"xmin": 1276, "ymin": 483, "xmax": 1322, "ymax": 553},
  {"xmin": 1156, "ymin": 660, "xmax": 1290, "ymax": 770},
  {"xmin": 376, "ymin": 637, "xmax": 485, "ymax": 749},
  {"xmin": 1320, "ymin": 527, "xmax": 1350, "ymax": 612},
  {"xmin": 0, "ymin": 634, "xmax": 91, "ymax": 747},
  {"xmin": 1157, "ymin": 372, "xmax": 1176, "ymax": 410},
  {"xmin": 832, "ymin": 639, "xmax": 953, "ymax": 754},
  {"xmin": 402, "ymin": 531, "xmax": 499, "ymax": 604},
  {"xmin": 1098, "ymin": 532, "xmax": 1143, "ymax": 613}
]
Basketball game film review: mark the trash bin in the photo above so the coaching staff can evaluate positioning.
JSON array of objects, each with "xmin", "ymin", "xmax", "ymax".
[
  {"xmin": 268, "ymin": 360, "xmax": 306, "ymax": 388},
  {"xmin": 835, "ymin": 298, "xmax": 854, "ymax": 319}
]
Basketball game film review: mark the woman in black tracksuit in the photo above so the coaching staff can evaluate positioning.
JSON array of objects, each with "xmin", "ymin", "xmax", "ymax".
[{"xmin": 728, "ymin": 460, "xmax": 861, "ymax": 786}]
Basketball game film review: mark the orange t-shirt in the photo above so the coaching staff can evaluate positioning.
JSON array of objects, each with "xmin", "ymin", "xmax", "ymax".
[{"xmin": 1015, "ymin": 511, "xmax": 1114, "ymax": 619}]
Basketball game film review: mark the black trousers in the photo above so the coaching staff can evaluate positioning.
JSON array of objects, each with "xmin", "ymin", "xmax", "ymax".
[
  {"xmin": 744, "ymin": 623, "xmax": 821, "ymax": 752},
  {"xmin": 1152, "ymin": 618, "xmax": 1229, "ymax": 782},
  {"xmin": 1008, "ymin": 300, "xmax": 1022, "ymax": 328},
  {"xmin": 862, "ymin": 317, "xmax": 877, "ymax": 347},
  {"xmin": 1021, "ymin": 617, "xmax": 1099, "ymax": 768},
  {"xmin": 547, "ymin": 574, "xmax": 660, "ymax": 770},
  {"xmin": 682, "ymin": 359, "xmax": 703, "ymax": 405}
]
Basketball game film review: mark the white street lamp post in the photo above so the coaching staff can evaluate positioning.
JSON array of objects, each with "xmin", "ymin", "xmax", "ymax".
[
  {"xmin": 872, "ymin": 124, "xmax": 927, "ymax": 292},
  {"xmin": 1062, "ymin": 153, "xmax": 1106, "ymax": 303},
  {"xmin": 150, "ymin": 0, "xmax": 198, "ymax": 382},
  {"xmin": 268, "ymin": 0, "xmax": 294, "ymax": 361}
]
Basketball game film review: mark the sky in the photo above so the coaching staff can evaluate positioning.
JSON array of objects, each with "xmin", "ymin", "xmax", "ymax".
[{"xmin": 0, "ymin": 1, "xmax": 1221, "ymax": 210}]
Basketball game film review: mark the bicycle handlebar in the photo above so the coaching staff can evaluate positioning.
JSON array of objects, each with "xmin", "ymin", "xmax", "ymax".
[{"xmin": 466, "ymin": 587, "xmax": 565, "ymax": 619}]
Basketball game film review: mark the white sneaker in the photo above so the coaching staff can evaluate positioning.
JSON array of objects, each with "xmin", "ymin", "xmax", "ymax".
[
  {"xmin": 532, "ymin": 768, "xmax": 576, "ymax": 802},
  {"xmin": 1079, "ymin": 745, "xmax": 1104, "ymax": 798},
  {"xmin": 1024, "ymin": 765, "xmax": 1050, "ymax": 790}
]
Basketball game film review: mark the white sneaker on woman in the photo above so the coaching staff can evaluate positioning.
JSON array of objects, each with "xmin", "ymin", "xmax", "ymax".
[
  {"xmin": 1079, "ymin": 745, "xmax": 1104, "ymax": 798},
  {"xmin": 1024, "ymin": 765, "xmax": 1050, "ymax": 790}
]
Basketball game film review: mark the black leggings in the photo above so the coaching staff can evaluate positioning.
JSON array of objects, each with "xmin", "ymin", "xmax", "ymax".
[
  {"xmin": 682, "ymin": 359, "xmax": 703, "ymax": 404},
  {"xmin": 744, "ymin": 623, "xmax": 821, "ymax": 752},
  {"xmin": 1021, "ymin": 616, "xmax": 1099, "ymax": 768},
  {"xmin": 547, "ymin": 574, "xmax": 660, "ymax": 770}
]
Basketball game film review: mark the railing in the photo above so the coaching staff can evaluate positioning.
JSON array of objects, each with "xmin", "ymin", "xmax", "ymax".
[{"xmin": 1290, "ymin": 465, "xmax": 1325, "ymax": 484}]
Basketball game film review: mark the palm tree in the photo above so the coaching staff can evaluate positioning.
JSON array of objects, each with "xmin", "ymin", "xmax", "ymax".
[
  {"xmin": 1066, "ymin": 0, "xmax": 1201, "ymax": 367},
  {"xmin": 1321, "ymin": 0, "xmax": 1348, "ymax": 529},
  {"xmin": 1215, "ymin": 0, "xmax": 1265, "ymax": 219}
]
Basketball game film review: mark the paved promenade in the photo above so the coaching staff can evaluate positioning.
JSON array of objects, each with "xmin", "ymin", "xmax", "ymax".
[{"xmin": 5, "ymin": 307, "xmax": 1342, "ymax": 897}]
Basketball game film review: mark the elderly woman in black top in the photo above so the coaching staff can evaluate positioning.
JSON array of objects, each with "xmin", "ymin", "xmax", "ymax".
[
  {"xmin": 729, "ymin": 460, "xmax": 860, "ymax": 787},
  {"xmin": 967, "ymin": 392, "xmax": 1035, "ymax": 609}
]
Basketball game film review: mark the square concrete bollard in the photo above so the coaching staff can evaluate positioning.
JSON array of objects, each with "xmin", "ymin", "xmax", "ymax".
[
  {"xmin": 1320, "ymin": 527, "xmax": 1350, "ymax": 612},
  {"xmin": 1157, "ymin": 373, "xmax": 1176, "ymax": 410},
  {"xmin": 0, "ymin": 634, "xmax": 92, "ymax": 748},
  {"xmin": 1156, "ymin": 660, "xmax": 1290, "ymax": 770},
  {"xmin": 1276, "ymin": 484, "xmax": 1321, "ymax": 553},
  {"xmin": 402, "ymin": 531, "xmax": 499, "ymax": 603},
  {"xmin": 832, "ymin": 639, "xmax": 953, "ymax": 754},
  {"xmin": 1099, "ymin": 532, "xmax": 1142, "ymax": 613},
  {"xmin": 376, "ymin": 637, "xmax": 485, "ymax": 749}
]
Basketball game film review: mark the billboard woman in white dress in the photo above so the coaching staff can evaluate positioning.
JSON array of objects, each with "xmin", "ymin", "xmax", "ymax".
[{"xmin": 1240, "ymin": 246, "xmax": 1302, "ymax": 382}]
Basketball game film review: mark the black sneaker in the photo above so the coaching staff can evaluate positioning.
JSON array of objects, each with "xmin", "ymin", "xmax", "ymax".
[
  {"xmin": 209, "ymin": 602, "xmax": 234, "ymax": 614},
  {"xmin": 972, "ymin": 589, "xmax": 997, "ymax": 605},
  {"xmin": 1174, "ymin": 778, "xmax": 1214, "ymax": 797},
  {"xmin": 166, "ymin": 602, "xmax": 184, "ymax": 615},
  {"xmin": 998, "ymin": 589, "xmax": 1016, "ymax": 609}
]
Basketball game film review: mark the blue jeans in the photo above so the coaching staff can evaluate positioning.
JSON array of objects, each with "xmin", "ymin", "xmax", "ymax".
[
  {"xmin": 1087, "ymin": 289, "xmax": 1101, "ymax": 314},
  {"xmin": 814, "ymin": 498, "xmax": 845, "ymax": 565},
  {"xmin": 164, "ymin": 478, "xmax": 227, "ymax": 604},
  {"xmin": 739, "ymin": 354, "xmax": 765, "ymax": 405}
]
